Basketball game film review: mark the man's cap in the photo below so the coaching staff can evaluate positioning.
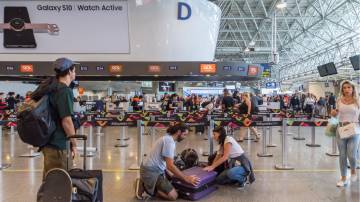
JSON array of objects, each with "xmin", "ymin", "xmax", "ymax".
[{"xmin": 54, "ymin": 58, "xmax": 79, "ymax": 72}]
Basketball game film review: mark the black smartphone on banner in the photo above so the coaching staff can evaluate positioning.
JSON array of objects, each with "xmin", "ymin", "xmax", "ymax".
[{"xmin": 4, "ymin": 7, "xmax": 37, "ymax": 48}]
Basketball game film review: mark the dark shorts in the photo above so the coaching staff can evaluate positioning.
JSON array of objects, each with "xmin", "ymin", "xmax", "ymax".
[{"xmin": 154, "ymin": 174, "xmax": 174, "ymax": 194}]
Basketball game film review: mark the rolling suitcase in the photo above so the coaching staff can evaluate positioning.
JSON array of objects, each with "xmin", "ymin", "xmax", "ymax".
[
  {"xmin": 67, "ymin": 135, "xmax": 103, "ymax": 202},
  {"xmin": 172, "ymin": 167, "xmax": 218, "ymax": 201}
]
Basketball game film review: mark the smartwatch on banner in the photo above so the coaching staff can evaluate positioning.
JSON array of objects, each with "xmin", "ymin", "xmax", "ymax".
[{"xmin": 0, "ymin": 18, "xmax": 59, "ymax": 35}]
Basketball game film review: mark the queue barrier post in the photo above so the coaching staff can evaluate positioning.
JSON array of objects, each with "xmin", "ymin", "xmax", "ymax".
[
  {"xmin": 129, "ymin": 120, "xmax": 144, "ymax": 170},
  {"xmin": 202, "ymin": 120, "xmax": 214, "ymax": 157},
  {"xmin": 204, "ymin": 115, "xmax": 211, "ymax": 140},
  {"xmin": 116, "ymin": 126, "xmax": 130, "ymax": 141},
  {"xmin": 275, "ymin": 118, "xmax": 294, "ymax": 170},
  {"xmin": 257, "ymin": 125, "xmax": 273, "ymax": 157},
  {"xmin": 95, "ymin": 126, "xmax": 104, "ymax": 136},
  {"xmin": 115, "ymin": 126, "xmax": 129, "ymax": 148},
  {"xmin": 80, "ymin": 125, "xmax": 96, "ymax": 157},
  {"xmin": 0, "ymin": 125, "xmax": 11, "ymax": 170},
  {"xmin": 326, "ymin": 136, "xmax": 339, "ymax": 156},
  {"xmin": 267, "ymin": 113, "xmax": 277, "ymax": 147},
  {"xmin": 293, "ymin": 125, "xmax": 305, "ymax": 140},
  {"xmin": 8, "ymin": 125, "xmax": 17, "ymax": 136},
  {"xmin": 306, "ymin": 125, "xmax": 321, "ymax": 147}
]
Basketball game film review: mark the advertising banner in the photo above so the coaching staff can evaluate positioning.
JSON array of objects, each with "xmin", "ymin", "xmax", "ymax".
[{"xmin": 0, "ymin": 0, "xmax": 129, "ymax": 53}]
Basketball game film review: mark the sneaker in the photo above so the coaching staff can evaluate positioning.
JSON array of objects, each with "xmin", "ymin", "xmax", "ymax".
[
  {"xmin": 237, "ymin": 181, "xmax": 249, "ymax": 190},
  {"xmin": 135, "ymin": 178, "xmax": 149, "ymax": 200},
  {"xmin": 336, "ymin": 179, "xmax": 348, "ymax": 187},
  {"xmin": 350, "ymin": 175, "xmax": 358, "ymax": 182}
]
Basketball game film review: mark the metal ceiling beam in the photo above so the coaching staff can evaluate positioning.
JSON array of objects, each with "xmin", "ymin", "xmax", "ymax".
[{"xmin": 221, "ymin": 16, "xmax": 319, "ymax": 20}]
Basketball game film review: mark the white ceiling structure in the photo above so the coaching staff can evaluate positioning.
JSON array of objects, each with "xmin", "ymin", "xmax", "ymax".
[{"xmin": 212, "ymin": 0, "xmax": 360, "ymax": 82}]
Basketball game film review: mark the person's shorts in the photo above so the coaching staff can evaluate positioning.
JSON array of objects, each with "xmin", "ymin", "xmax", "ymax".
[{"xmin": 155, "ymin": 174, "xmax": 174, "ymax": 194}]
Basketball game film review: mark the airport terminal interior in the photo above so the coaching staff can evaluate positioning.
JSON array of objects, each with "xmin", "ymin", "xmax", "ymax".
[{"xmin": 0, "ymin": 0, "xmax": 360, "ymax": 202}]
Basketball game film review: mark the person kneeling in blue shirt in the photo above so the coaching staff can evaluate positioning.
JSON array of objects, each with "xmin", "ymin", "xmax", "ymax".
[{"xmin": 135, "ymin": 123, "xmax": 200, "ymax": 201}]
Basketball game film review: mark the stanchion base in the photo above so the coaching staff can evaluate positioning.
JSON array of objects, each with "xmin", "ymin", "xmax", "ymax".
[
  {"xmin": 202, "ymin": 152, "xmax": 210, "ymax": 156},
  {"xmin": 128, "ymin": 164, "xmax": 140, "ymax": 170},
  {"xmin": 257, "ymin": 153, "xmax": 273, "ymax": 157},
  {"xmin": 19, "ymin": 152, "xmax": 41, "ymax": 157},
  {"xmin": 117, "ymin": 137, "xmax": 130, "ymax": 141},
  {"xmin": 80, "ymin": 153, "xmax": 96, "ymax": 158},
  {"xmin": 115, "ymin": 144, "xmax": 129, "ymax": 148},
  {"xmin": 326, "ymin": 152, "xmax": 339, "ymax": 156},
  {"xmin": 0, "ymin": 164, "xmax": 11, "ymax": 170},
  {"xmin": 266, "ymin": 144, "xmax": 277, "ymax": 147},
  {"xmin": 293, "ymin": 137, "xmax": 305, "ymax": 140},
  {"xmin": 306, "ymin": 144, "xmax": 321, "ymax": 147},
  {"xmin": 275, "ymin": 164, "xmax": 294, "ymax": 170},
  {"xmin": 203, "ymin": 138, "xmax": 208, "ymax": 140}
]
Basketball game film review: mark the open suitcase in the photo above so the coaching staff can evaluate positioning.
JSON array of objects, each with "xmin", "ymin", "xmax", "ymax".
[{"xmin": 172, "ymin": 167, "xmax": 218, "ymax": 201}]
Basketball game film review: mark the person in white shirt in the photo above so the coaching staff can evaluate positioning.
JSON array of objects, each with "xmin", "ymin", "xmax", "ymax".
[
  {"xmin": 204, "ymin": 127, "xmax": 255, "ymax": 188},
  {"xmin": 331, "ymin": 80, "xmax": 360, "ymax": 187}
]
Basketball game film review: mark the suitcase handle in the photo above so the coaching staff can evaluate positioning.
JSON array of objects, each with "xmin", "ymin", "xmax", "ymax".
[
  {"xmin": 68, "ymin": 135, "xmax": 87, "ymax": 140},
  {"xmin": 67, "ymin": 135, "xmax": 87, "ymax": 171}
]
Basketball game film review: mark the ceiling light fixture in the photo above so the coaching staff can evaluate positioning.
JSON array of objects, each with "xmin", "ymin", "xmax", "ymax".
[
  {"xmin": 244, "ymin": 47, "xmax": 250, "ymax": 52},
  {"xmin": 276, "ymin": 0, "xmax": 287, "ymax": 9}
]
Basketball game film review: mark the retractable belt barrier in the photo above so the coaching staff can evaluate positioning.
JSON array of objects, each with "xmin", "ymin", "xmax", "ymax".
[{"xmin": 0, "ymin": 124, "xmax": 11, "ymax": 170}]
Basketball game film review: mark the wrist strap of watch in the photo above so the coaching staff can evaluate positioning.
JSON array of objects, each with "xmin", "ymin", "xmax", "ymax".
[
  {"xmin": 0, "ymin": 23, "xmax": 11, "ymax": 32},
  {"xmin": 0, "ymin": 23, "xmax": 59, "ymax": 34},
  {"xmin": 24, "ymin": 23, "xmax": 59, "ymax": 34}
]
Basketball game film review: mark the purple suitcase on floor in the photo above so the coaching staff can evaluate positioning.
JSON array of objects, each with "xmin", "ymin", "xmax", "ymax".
[{"xmin": 172, "ymin": 166, "xmax": 218, "ymax": 201}]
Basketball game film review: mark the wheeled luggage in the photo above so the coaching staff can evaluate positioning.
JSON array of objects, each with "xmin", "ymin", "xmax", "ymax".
[
  {"xmin": 172, "ymin": 166, "xmax": 217, "ymax": 201},
  {"xmin": 67, "ymin": 135, "xmax": 103, "ymax": 202}
]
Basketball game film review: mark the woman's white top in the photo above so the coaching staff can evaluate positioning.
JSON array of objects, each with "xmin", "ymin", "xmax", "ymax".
[
  {"xmin": 218, "ymin": 136, "xmax": 244, "ymax": 158},
  {"xmin": 338, "ymin": 100, "xmax": 360, "ymax": 123}
]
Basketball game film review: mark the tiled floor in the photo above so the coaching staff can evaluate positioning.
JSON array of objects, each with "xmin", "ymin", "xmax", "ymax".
[{"xmin": 0, "ymin": 125, "xmax": 359, "ymax": 202}]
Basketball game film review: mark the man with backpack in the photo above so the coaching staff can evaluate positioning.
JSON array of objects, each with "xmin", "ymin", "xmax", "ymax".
[{"xmin": 42, "ymin": 58, "xmax": 78, "ymax": 178}]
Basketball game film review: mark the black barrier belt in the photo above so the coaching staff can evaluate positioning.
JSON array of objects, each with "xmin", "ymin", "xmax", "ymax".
[
  {"xmin": 287, "ymin": 120, "xmax": 328, "ymax": 127},
  {"xmin": 143, "ymin": 121, "xmax": 208, "ymax": 127},
  {"xmin": 213, "ymin": 120, "xmax": 283, "ymax": 127}
]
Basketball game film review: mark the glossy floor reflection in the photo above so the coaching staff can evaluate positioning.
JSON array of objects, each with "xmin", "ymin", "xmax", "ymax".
[{"xmin": 0, "ymin": 126, "xmax": 359, "ymax": 202}]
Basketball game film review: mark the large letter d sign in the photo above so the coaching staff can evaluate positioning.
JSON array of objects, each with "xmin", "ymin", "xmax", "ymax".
[{"xmin": 178, "ymin": 2, "xmax": 191, "ymax": 20}]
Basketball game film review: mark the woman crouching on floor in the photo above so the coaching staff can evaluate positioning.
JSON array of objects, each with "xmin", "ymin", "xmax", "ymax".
[{"xmin": 204, "ymin": 126, "xmax": 255, "ymax": 188}]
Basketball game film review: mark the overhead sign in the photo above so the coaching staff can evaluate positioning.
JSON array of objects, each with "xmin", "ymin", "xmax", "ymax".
[
  {"xmin": 177, "ymin": 2, "xmax": 191, "ymax": 20},
  {"xmin": 20, "ymin": 64, "xmax": 34, "ymax": 73},
  {"xmin": 0, "ymin": 1, "xmax": 129, "ymax": 53},
  {"xmin": 96, "ymin": 65, "xmax": 105, "ymax": 71},
  {"xmin": 261, "ymin": 63, "xmax": 271, "ymax": 78},
  {"xmin": 247, "ymin": 65, "xmax": 259, "ymax": 76},
  {"xmin": 169, "ymin": 65, "xmax": 178, "ymax": 71},
  {"xmin": 223, "ymin": 66, "xmax": 232, "ymax": 71},
  {"xmin": 266, "ymin": 82, "xmax": 277, "ymax": 89},
  {"xmin": 109, "ymin": 64, "xmax": 123, "ymax": 73},
  {"xmin": 200, "ymin": 64, "xmax": 216, "ymax": 74},
  {"xmin": 148, "ymin": 65, "xmax": 161, "ymax": 73}
]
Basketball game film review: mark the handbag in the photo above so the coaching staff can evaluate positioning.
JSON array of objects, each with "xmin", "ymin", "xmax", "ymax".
[
  {"xmin": 325, "ymin": 117, "xmax": 338, "ymax": 137},
  {"xmin": 338, "ymin": 123, "xmax": 360, "ymax": 139}
]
